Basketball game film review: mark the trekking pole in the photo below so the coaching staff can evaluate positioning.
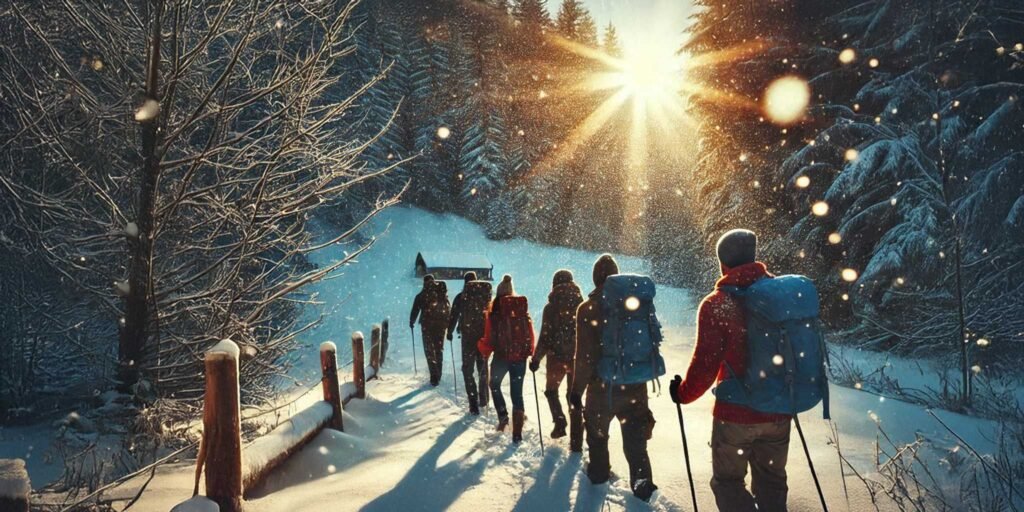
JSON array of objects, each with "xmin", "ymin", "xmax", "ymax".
[
  {"xmin": 410, "ymin": 327, "xmax": 418, "ymax": 375},
  {"xmin": 531, "ymin": 371, "xmax": 545, "ymax": 457},
  {"xmin": 794, "ymin": 415, "xmax": 829, "ymax": 512},
  {"xmin": 449, "ymin": 336, "xmax": 458, "ymax": 402},
  {"xmin": 674, "ymin": 402, "xmax": 698, "ymax": 512}
]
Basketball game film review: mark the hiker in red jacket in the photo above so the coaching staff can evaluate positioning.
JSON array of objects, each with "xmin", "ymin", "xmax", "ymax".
[
  {"xmin": 669, "ymin": 229, "xmax": 791, "ymax": 512},
  {"xmin": 478, "ymin": 275, "xmax": 535, "ymax": 443}
]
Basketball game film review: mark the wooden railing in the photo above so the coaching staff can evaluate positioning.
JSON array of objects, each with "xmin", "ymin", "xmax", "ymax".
[{"xmin": 178, "ymin": 321, "xmax": 390, "ymax": 512}]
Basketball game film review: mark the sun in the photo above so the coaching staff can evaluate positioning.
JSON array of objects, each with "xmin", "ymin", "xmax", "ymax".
[{"xmin": 612, "ymin": 45, "xmax": 686, "ymax": 108}]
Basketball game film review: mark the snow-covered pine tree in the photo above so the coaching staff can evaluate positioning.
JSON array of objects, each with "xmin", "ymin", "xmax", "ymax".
[{"xmin": 683, "ymin": 0, "xmax": 1024, "ymax": 378}]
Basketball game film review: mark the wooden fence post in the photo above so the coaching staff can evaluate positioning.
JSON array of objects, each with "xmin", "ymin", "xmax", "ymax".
[
  {"xmin": 204, "ymin": 339, "xmax": 243, "ymax": 512},
  {"xmin": 320, "ymin": 341, "xmax": 344, "ymax": 431},
  {"xmin": 381, "ymin": 318, "xmax": 390, "ymax": 366},
  {"xmin": 0, "ymin": 458, "xmax": 30, "ymax": 512},
  {"xmin": 370, "ymin": 324, "xmax": 382, "ymax": 375},
  {"xmin": 352, "ymin": 331, "xmax": 366, "ymax": 399}
]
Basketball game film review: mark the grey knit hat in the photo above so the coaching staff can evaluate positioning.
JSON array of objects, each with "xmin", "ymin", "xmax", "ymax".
[{"xmin": 495, "ymin": 274, "xmax": 514, "ymax": 297}]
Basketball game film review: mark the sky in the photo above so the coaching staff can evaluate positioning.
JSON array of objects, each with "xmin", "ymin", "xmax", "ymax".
[{"xmin": 578, "ymin": 0, "xmax": 697, "ymax": 54}]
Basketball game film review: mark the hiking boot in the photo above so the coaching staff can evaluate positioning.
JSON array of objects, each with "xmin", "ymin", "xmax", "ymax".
[
  {"xmin": 550, "ymin": 418, "xmax": 567, "ymax": 439},
  {"xmin": 544, "ymin": 390, "xmax": 568, "ymax": 439},
  {"xmin": 512, "ymin": 410, "xmax": 526, "ymax": 443},
  {"xmin": 632, "ymin": 479, "xmax": 658, "ymax": 502},
  {"xmin": 586, "ymin": 463, "xmax": 610, "ymax": 485},
  {"xmin": 496, "ymin": 413, "xmax": 509, "ymax": 432},
  {"xmin": 468, "ymin": 396, "xmax": 480, "ymax": 416}
]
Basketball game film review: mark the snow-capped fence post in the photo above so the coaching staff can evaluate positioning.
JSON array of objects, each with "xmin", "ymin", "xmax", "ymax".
[
  {"xmin": 320, "ymin": 341, "xmax": 344, "ymax": 432},
  {"xmin": 0, "ymin": 458, "xmax": 30, "ymax": 512},
  {"xmin": 381, "ymin": 318, "xmax": 390, "ymax": 366},
  {"xmin": 203, "ymin": 339, "xmax": 243, "ymax": 512},
  {"xmin": 352, "ymin": 331, "xmax": 366, "ymax": 399},
  {"xmin": 370, "ymin": 324, "xmax": 382, "ymax": 375}
]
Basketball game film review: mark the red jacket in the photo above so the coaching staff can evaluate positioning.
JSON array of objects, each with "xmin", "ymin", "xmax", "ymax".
[{"xmin": 676, "ymin": 262, "xmax": 791, "ymax": 424}]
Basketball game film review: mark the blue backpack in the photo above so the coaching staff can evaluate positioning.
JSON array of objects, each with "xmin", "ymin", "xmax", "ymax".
[
  {"xmin": 596, "ymin": 274, "xmax": 666, "ymax": 385},
  {"xmin": 715, "ymin": 275, "xmax": 830, "ymax": 418}
]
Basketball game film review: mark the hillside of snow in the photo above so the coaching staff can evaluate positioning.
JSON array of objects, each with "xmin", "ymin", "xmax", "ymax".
[{"xmin": 114, "ymin": 207, "xmax": 1014, "ymax": 510}]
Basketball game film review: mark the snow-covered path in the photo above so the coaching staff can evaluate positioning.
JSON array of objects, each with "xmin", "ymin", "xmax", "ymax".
[{"xmin": 127, "ymin": 207, "xmax": 1005, "ymax": 511}]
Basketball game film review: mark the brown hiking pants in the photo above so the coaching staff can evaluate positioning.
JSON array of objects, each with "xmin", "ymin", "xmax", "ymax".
[
  {"xmin": 711, "ymin": 419, "xmax": 791, "ymax": 512},
  {"xmin": 421, "ymin": 325, "xmax": 445, "ymax": 386},
  {"xmin": 545, "ymin": 358, "xmax": 583, "ymax": 451},
  {"xmin": 584, "ymin": 380, "xmax": 654, "ymax": 491}
]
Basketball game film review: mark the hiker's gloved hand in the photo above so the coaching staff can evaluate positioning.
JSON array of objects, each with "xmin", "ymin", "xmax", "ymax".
[
  {"xmin": 569, "ymin": 392, "xmax": 583, "ymax": 410},
  {"xmin": 529, "ymin": 358, "xmax": 540, "ymax": 373},
  {"xmin": 669, "ymin": 374, "xmax": 683, "ymax": 404},
  {"xmin": 447, "ymin": 332, "xmax": 453, "ymax": 341},
  {"xmin": 409, "ymin": 322, "xmax": 415, "ymax": 330}
]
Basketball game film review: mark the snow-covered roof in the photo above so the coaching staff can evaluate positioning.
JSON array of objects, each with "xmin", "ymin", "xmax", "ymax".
[{"xmin": 416, "ymin": 251, "xmax": 492, "ymax": 269}]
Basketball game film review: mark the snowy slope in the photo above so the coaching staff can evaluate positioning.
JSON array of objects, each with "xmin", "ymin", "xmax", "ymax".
[{"xmin": 125, "ymin": 206, "xmax": 1009, "ymax": 511}]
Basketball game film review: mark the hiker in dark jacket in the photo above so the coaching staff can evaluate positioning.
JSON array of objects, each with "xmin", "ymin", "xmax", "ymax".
[
  {"xmin": 571, "ymin": 255, "xmax": 658, "ymax": 501},
  {"xmin": 669, "ymin": 229, "xmax": 791, "ymax": 512},
  {"xmin": 410, "ymin": 274, "xmax": 450, "ymax": 387},
  {"xmin": 448, "ymin": 271, "xmax": 491, "ymax": 415},
  {"xmin": 529, "ymin": 269, "xmax": 584, "ymax": 450},
  {"xmin": 478, "ymin": 275, "xmax": 535, "ymax": 443}
]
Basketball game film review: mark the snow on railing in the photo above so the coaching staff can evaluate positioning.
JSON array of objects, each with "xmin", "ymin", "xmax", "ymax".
[{"xmin": 182, "ymin": 320, "xmax": 390, "ymax": 512}]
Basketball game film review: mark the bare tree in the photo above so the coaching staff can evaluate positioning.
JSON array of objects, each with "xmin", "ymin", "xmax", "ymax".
[{"xmin": 0, "ymin": 0, "xmax": 400, "ymax": 405}]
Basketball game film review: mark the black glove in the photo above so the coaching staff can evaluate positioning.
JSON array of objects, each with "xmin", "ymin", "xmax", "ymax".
[
  {"xmin": 669, "ymin": 374, "xmax": 683, "ymax": 404},
  {"xmin": 446, "ymin": 332, "xmax": 453, "ymax": 341},
  {"xmin": 529, "ymin": 358, "xmax": 540, "ymax": 373},
  {"xmin": 409, "ymin": 322, "xmax": 415, "ymax": 330},
  {"xmin": 569, "ymin": 392, "xmax": 583, "ymax": 410}
]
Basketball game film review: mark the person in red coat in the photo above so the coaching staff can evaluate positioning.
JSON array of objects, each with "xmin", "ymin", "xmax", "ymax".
[
  {"xmin": 478, "ymin": 275, "xmax": 535, "ymax": 443},
  {"xmin": 669, "ymin": 229, "xmax": 792, "ymax": 512}
]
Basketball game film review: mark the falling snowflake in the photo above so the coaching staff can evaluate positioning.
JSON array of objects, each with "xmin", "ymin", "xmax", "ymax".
[
  {"xmin": 844, "ymin": 148, "xmax": 859, "ymax": 161},
  {"xmin": 828, "ymin": 232, "xmax": 842, "ymax": 244},
  {"xmin": 838, "ymin": 48, "xmax": 856, "ymax": 64},
  {"xmin": 436, "ymin": 126, "xmax": 451, "ymax": 139},
  {"xmin": 134, "ymin": 99, "xmax": 160, "ymax": 122},
  {"xmin": 841, "ymin": 268, "xmax": 858, "ymax": 282},
  {"xmin": 811, "ymin": 201, "xmax": 829, "ymax": 216},
  {"xmin": 796, "ymin": 176, "xmax": 810, "ymax": 188},
  {"xmin": 763, "ymin": 76, "xmax": 811, "ymax": 125}
]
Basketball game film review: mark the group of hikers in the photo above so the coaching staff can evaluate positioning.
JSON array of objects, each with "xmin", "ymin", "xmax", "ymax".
[{"xmin": 409, "ymin": 229, "xmax": 830, "ymax": 510}]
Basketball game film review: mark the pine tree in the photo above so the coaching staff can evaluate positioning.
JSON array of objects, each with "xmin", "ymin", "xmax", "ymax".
[
  {"xmin": 577, "ymin": 12, "xmax": 598, "ymax": 47},
  {"xmin": 682, "ymin": 0, "xmax": 1024, "ymax": 377},
  {"xmin": 602, "ymin": 22, "xmax": 622, "ymax": 56},
  {"xmin": 512, "ymin": 0, "xmax": 550, "ymax": 53},
  {"xmin": 555, "ymin": 0, "xmax": 585, "ymax": 40}
]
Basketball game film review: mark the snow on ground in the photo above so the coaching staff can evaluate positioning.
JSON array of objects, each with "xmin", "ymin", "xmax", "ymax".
[{"xmin": 121, "ymin": 207, "xmax": 1011, "ymax": 510}]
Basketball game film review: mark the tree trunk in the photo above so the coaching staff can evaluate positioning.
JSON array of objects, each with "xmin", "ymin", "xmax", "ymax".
[{"xmin": 119, "ymin": 1, "xmax": 164, "ymax": 391}]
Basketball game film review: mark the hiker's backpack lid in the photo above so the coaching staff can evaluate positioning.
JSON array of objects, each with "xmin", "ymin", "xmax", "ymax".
[
  {"xmin": 725, "ymin": 275, "xmax": 818, "ymax": 322},
  {"xmin": 500, "ymin": 294, "xmax": 528, "ymax": 314},
  {"xmin": 602, "ymin": 274, "xmax": 656, "ymax": 305},
  {"xmin": 466, "ymin": 280, "xmax": 492, "ymax": 297}
]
